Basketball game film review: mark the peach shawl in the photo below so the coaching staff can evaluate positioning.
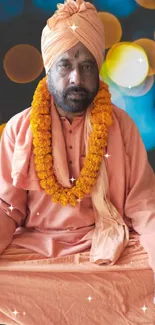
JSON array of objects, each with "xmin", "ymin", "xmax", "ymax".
[{"xmin": 11, "ymin": 99, "xmax": 129, "ymax": 266}]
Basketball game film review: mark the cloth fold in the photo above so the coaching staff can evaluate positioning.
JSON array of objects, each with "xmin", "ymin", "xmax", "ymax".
[
  {"xmin": 10, "ymin": 99, "xmax": 129, "ymax": 265},
  {"xmin": 41, "ymin": 0, "xmax": 105, "ymax": 73},
  {"xmin": 48, "ymin": 0, "xmax": 94, "ymax": 27},
  {"xmin": 84, "ymin": 106, "xmax": 129, "ymax": 265}
]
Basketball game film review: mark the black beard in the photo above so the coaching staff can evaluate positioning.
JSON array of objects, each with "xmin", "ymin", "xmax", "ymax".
[{"xmin": 47, "ymin": 80, "xmax": 99, "ymax": 114}]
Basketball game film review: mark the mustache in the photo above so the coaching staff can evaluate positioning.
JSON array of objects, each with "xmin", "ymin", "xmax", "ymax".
[{"xmin": 64, "ymin": 86, "xmax": 88, "ymax": 97}]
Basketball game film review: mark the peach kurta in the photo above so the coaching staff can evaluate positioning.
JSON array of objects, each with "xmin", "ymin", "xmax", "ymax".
[{"xmin": 0, "ymin": 104, "xmax": 155, "ymax": 271}]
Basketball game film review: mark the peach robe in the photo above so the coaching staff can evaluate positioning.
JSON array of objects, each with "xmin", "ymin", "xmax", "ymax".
[{"xmin": 0, "ymin": 103, "xmax": 155, "ymax": 270}]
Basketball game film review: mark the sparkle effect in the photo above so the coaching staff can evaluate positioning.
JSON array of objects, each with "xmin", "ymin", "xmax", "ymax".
[
  {"xmin": 9, "ymin": 205, "xmax": 14, "ymax": 212},
  {"xmin": 140, "ymin": 305, "xmax": 148, "ymax": 313},
  {"xmin": 87, "ymin": 296, "xmax": 93, "ymax": 302},
  {"xmin": 37, "ymin": 212, "xmax": 40, "ymax": 215},
  {"xmin": 104, "ymin": 153, "xmax": 111, "ymax": 159},
  {"xmin": 70, "ymin": 23, "xmax": 78, "ymax": 32},
  {"xmin": 12, "ymin": 309, "xmax": 26, "ymax": 317},
  {"xmin": 70, "ymin": 177, "xmax": 76, "ymax": 183},
  {"xmin": 137, "ymin": 57, "xmax": 144, "ymax": 63},
  {"xmin": 12, "ymin": 309, "xmax": 19, "ymax": 316}
]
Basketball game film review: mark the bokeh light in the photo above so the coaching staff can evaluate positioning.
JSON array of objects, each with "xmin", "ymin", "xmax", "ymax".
[
  {"xmin": 135, "ymin": 0, "xmax": 155, "ymax": 9},
  {"xmin": 100, "ymin": 61, "xmax": 111, "ymax": 85},
  {"xmin": 110, "ymin": 88, "xmax": 126, "ymax": 111},
  {"xmin": 3, "ymin": 45, "xmax": 44, "ymax": 83},
  {"xmin": 141, "ymin": 116, "xmax": 155, "ymax": 151},
  {"xmin": 120, "ymin": 75, "xmax": 154, "ymax": 97},
  {"xmin": 0, "ymin": 0, "xmax": 24, "ymax": 21},
  {"xmin": 100, "ymin": 61, "xmax": 118, "ymax": 89},
  {"xmin": 33, "ymin": 0, "xmax": 63, "ymax": 13},
  {"xmin": 100, "ymin": 62, "xmax": 126, "ymax": 110},
  {"xmin": 92, "ymin": 0, "xmax": 138, "ymax": 18},
  {"xmin": 98, "ymin": 12, "xmax": 122, "ymax": 49},
  {"xmin": 133, "ymin": 38, "xmax": 155, "ymax": 76},
  {"xmin": 124, "ymin": 83, "xmax": 155, "ymax": 150},
  {"xmin": 105, "ymin": 42, "xmax": 149, "ymax": 88}
]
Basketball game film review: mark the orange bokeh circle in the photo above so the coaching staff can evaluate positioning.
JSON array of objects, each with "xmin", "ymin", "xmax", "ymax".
[
  {"xmin": 135, "ymin": 0, "xmax": 155, "ymax": 9},
  {"xmin": 133, "ymin": 38, "xmax": 155, "ymax": 76},
  {"xmin": 3, "ymin": 44, "xmax": 44, "ymax": 83},
  {"xmin": 98, "ymin": 12, "xmax": 122, "ymax": 49}
]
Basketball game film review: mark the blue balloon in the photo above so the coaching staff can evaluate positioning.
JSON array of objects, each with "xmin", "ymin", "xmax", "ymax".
[
  {"xmin": 93, "ymin": 0, "xmax": 138, "ymax": 18},
  {"xmin": 0, "ymin": 0, "xmax": 24, "ymax": 21},
  {"xmin": 33, "ymin": 0, "xmax": 64, "ymax": 13}
]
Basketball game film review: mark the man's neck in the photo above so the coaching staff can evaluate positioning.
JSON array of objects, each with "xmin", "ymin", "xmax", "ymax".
[{"xmin": 56, "ymin": 105, "xmax": 85, "ymax": 124}]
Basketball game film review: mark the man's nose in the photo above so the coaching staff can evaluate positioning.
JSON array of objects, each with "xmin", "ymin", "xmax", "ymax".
[{"xmin": 69, "ymin": 68, "xmax": 82, "ymax": 86}]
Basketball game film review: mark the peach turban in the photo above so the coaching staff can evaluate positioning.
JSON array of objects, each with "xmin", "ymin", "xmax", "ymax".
[{"xmin": 41, "ymin": 0, "xmax": 104, "ymax": 74}]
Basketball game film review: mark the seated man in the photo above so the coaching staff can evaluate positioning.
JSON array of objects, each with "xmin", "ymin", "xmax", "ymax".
[{"xmin": 0, "ymin": 0, "xmax": 155, "ymax": 274}]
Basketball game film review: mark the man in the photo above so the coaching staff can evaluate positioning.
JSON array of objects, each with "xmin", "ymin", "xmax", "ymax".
[{"xmin": 0, "ymin": 0, "xmax": 155, "ymax": 272}]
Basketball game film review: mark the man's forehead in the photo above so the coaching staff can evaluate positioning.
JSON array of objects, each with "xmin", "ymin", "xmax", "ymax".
[{"xmin": 56, "ymin": 44, "xmax": 95, "ymax": 61}]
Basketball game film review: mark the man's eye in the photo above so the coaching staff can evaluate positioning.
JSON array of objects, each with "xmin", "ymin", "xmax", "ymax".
[
  {"xmin": 60, "ymin": 64, "xmax": 70, "ymax": 69},
  {"xmin": 83, "ymin": 65, "xmax": 92, "ymax": 70}
]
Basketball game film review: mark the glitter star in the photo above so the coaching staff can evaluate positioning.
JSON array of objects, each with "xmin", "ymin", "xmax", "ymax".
[
  {"xmin": 87, "ymin": 296, "xmax": 93, "ymax": 302},
  {"xmin": 137, "ymin": 57, "xmax": 144, "ymax": 63},
  {"xmin": 104, "ymin": 153, "xmax": 111, "ymax": 159},
  {"xmin": 36, "ymin": 212, "xmax": 40, "ymax": 216},
  {"xmin": 70, "ymin": 23, "xmax": 78, "ymax": 31},
  {"xmin": 12, "ymin": 309, "xmax": 19, "ymax": 316},
  {"xmin": 140, "ymin": 305, "xmax": 148, "ymax": 313},
  {"xmin": 23, "ymin": 311, "xmax": 26, "ymax": 315},
  {"xmin": 9, "ymin": 205, "xmax": 14, "ymax": 212},
  {"xmin": 70, "ymin": 177, "xmax": 76, "ymax": 183},
  {"xmin": 128, "ymin": 85, "xmax": 132, "ymax": 89}
]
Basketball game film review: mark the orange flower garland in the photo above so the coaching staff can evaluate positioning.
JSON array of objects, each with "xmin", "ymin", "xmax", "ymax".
[
  {"xmin": 30, "ymin": 77, "xmax": 113, "ymax": 206},
  {"xmin": 0, "ymin": 123, "xmax": 6, "ymax": 138}
]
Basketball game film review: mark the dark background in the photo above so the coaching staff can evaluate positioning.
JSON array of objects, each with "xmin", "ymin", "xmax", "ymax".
[{"xmin": 0, "ymin": 0, "xmax": 155, "ymax": 169}]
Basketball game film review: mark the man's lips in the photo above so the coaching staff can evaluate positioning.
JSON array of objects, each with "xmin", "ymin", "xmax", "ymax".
[{"xmin": 67, "ymin": 91, "xmax": 87, "ymax": 99}]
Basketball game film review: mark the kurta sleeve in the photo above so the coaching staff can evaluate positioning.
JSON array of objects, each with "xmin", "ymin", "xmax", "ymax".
[
  {"xmin": 123, "ymin": 113, "xmax": 155, "ymax": 271},
  {"xmin": 0, "ymin": 124, "xmax": 28, "ymax": 254}
]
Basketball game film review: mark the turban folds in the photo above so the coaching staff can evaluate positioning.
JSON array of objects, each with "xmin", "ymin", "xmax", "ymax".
[{"xmin": 41, "ymin": 0, "xmax": 104, "ymax": 74}]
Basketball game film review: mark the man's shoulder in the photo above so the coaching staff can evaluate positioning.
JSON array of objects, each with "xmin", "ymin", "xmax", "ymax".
[
  {"xmin": 4, "ymin": 107, "xmax": 31, "ymax": 142},
  {"xmin": 112, "ymin": 105, "xmax": 141, "ymax": 148},
  {"xmin": 112, "ymin": 104, "xmax": 136, "ymax": 129},
  {"xmin": 8, "ymin": 107, "xmax": 31, "ymax": 124},
  {"xmin": 112, "ymin": 104, "xmax": 131, "ymax": 120}
]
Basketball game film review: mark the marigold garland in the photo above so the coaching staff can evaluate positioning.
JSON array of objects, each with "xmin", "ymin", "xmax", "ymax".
[
  {"xmin": 0, "ymin": 123, "xmax": 6, "ymax": 138},
  {"xmin": 30, "ymin": 77, "xmax": 113, "ymax": 206}
]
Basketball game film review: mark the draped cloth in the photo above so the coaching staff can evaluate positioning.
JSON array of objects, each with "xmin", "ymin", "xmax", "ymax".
[
  {"xmin": 41, "ymin": 0, "xmax": 105, "ymax": 73},
  {"xmin": 40, "ymin": 0, "xmax": 129, "ymax": 265},
  {"xmin": 11, "ymin": 98, "xmax": 129, "ymax": 266}
]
